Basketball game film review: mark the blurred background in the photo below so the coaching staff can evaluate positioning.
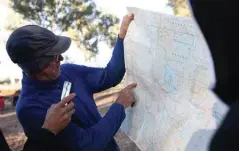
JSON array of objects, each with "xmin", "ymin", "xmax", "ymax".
[{"xmin": 0, "ymin": 0, "xmax": 189, "ymax": 150}]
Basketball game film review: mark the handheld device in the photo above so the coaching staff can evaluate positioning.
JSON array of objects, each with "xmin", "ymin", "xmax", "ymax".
[{"xmin": 61, "ymin": 81, "xmax": 72, "ymax": 106}]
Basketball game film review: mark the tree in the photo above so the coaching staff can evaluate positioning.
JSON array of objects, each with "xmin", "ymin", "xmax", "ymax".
[
  {"xmin": 167, "ymin": 0, "xmax": 190, "ymax": 17},
  {"xmin": 9, "ymin": 0, "xmax": 120, "ymax": 58},
  {"xmin": 4, "ymin": 10, "xmax": 25, "ymax": 31}
]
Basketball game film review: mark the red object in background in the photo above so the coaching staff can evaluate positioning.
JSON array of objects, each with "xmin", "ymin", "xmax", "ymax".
[{"xmin": 0, "ymin": 96, "xmax": 5, "ymax": 109}]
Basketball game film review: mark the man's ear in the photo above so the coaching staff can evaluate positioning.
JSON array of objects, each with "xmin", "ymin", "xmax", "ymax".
[{"xmin": 59, "ymin": 55, "xmax": 64, "ymax": 61}]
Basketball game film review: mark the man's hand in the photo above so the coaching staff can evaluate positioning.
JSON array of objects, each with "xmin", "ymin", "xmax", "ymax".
[
  {"xmin": 42, "ymin": 93, "xmax": 76, "ymax": 135},
  {"xmin": 119, "ymin": 13, "xmax": 134, "ymax": 39},
  {"xmin": 115, "ymin": 83, "xmax": 137, "ymax": 108}
]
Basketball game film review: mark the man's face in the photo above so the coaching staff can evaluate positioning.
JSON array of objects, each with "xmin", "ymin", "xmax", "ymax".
[{"xmin": 41, "ymin": 55, "xmax": 64, "ymax": 80}]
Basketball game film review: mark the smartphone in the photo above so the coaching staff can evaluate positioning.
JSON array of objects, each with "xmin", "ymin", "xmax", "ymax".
[{"xmin": 61, "ymin": 81, "xmax": 72, "ymax": 106}]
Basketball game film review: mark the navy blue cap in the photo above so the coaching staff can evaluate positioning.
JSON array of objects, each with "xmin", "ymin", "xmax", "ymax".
[{"xmin": 6, "ymin": 25, "xmax": 71, "ymax": 74}]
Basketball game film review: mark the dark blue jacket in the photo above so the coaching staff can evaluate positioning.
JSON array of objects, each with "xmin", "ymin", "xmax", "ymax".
[{"xmin": 16, "ymin": 36, "xmax": 126, "ymax": 151}]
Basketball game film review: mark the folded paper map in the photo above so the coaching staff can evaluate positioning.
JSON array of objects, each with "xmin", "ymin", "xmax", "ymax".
[{"xmin": 121, "ymin": 7, "xmax": 228, "ymax": 151}]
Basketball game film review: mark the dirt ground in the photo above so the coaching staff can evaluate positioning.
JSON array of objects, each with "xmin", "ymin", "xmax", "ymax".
[{"xmin": 0, "ymin": 92, "xmax": 140, "ymax": 151}]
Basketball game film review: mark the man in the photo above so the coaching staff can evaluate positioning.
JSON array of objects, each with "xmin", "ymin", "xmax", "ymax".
[
  {"xmin": 6, "ymin": 13, "xmax": 136, "ymax": 151},
  {"xmin": 0, "ymin": 96, "xmax": 4, "ymax": 110},
  {"xmin": 188, "ymin": 0, "xmax": 238, "ymax": 150},
  {"xmin": 12, "ymin": 90, "xmax": 20, "ymax": 106},
  {"xmin": 0, "ymin": 94, "xmax": 75, "ymax": 151}
]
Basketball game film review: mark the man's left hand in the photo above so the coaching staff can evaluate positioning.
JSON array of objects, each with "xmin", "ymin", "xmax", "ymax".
[{"xmin": 119, "ymin": 13, "xmax": 134, "ymax": 39}]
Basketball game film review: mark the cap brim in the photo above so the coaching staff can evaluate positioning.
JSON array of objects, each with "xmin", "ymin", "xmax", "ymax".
[{"xmin": 44, "ymin": 36, "xmax": 71, "ymax": 56}]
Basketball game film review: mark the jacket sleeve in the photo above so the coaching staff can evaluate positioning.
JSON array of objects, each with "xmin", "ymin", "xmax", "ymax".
[
  {"xmin": 22, "ymin": 128, "xmax": 58, "ymax": 151},
  {"xmin": 18, "ymin": 103, "xmax": 126, "ymax": 151},
  {"xmin": 0, "ymin": 130, "xmax": 11, "ymax": 151},
  {"xmin": 59, "ymin": 103, "xmax": 126, "ymax": 151},
  {"xmin": 70, "ymin": 36, "xmax": 125, "ymax": 93},
  {"xmin": 1, "ymin": 128, "xmax": 56, "ymax": 151}
]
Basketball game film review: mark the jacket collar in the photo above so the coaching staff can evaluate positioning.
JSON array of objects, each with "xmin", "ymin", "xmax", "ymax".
[{"xmin": 21, "ymin": 72, "xmax": 62, "ymax": 89}]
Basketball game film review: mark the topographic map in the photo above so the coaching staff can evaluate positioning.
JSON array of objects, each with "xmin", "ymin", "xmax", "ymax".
[{"xmin": 121, "ymin": 7, "xmax": 229, "ymax": 151}]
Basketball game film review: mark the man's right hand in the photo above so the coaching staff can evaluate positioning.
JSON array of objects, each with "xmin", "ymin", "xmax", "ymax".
[
  {"xmin": 42, "ymin": 93, "xmax": 76, "ymax": 135},
  {"xmin": 116, "ymin": 83, "xmax": 137, "ymax": 108}
]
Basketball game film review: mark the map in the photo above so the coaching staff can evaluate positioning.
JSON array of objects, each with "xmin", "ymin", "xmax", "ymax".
[{"xmin": 121, "ymin": 7, "xmax": 228, "ymax": 151}]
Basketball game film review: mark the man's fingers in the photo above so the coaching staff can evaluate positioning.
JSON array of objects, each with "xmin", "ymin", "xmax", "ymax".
[
  {"xmin": 63, "ymin": 101, "xmax": 74, "ymax": 113},
  {"xmin": 62, "ymin": 114, "xmax": 69, "ymax": 121},
  {"xmin": 68, "ymin": 109, "xmax": 75, "ymax": 116},
  {"xmin": 127, "ymin": 13, "xmax": 134, "ymax": 20},
  {"xmin": 62, "ymin": 109, "xmax": 75, "ymax": 121},
  {"xmin": 59, "ymin": 93, "xmax": 76, "ymax": 107},
  {"xmin": 125, "ymin": 83, "xmax": 137, "ymax": 90},
  {"xmin": 50, "ymin": 104, "xmax": 56, "ymax": 108}
]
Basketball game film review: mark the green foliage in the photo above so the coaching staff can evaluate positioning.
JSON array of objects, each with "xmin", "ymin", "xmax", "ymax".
[
  {"xmin": 9, "ymin": 0, "xmax": 120, "ymax": 55},
  {"xmin": 167, "ymin": 0, "xmax": 190, "ymax": 17},
  {"xmin": 4, "ymin": 11, "xmax": 25, "ymax": 31}
]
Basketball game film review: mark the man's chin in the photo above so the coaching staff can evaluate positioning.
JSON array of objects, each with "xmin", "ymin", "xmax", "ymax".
[
  {"xmin": 55, "ymin": 71, "xmax": 61, "ymax": 79},
  {"xmin": 55, "ymin": 68, "xmax": 61, "ymax": 76},
  {"xmin": 50, "ymin": 71, "xmax": 61, "ymax": 80}
]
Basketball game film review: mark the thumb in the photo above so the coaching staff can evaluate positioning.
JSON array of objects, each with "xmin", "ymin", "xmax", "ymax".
[
  {"xmin": 125, "ymin": 83, "xmax": 137, "ymax": 90},
  {"xmin": 58, "ymin": 93, "xmax": 76, "ymax": 107},
  {"xmin": 127, "ymin": 13, "xmax": 134, "ymax": 19}
]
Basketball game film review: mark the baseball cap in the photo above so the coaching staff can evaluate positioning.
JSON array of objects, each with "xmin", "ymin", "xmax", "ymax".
[{"xmin": 6, "ymin": 25, "xmax": 71, "ymax": 74}]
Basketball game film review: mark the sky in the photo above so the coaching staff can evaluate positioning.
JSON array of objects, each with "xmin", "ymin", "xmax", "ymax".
[
  {"xmin": 0, "ymin": 1, "xmax": 22, "ymax": 80},
  {"xmin": 0, "ymin": 0, "xmax": 173, "ymax": 81},
  {"xmin": 92, "ymin": 0, "xmax": 173, "ymax": 67},
  {"xmin": 94, "ymin": 0, "xmax": 173, "ymax": 18},
  {"xmin": 86, "ymin": 0, "xmax": 173, "ymax": 67}
]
